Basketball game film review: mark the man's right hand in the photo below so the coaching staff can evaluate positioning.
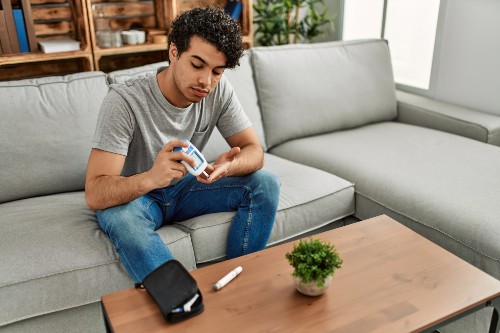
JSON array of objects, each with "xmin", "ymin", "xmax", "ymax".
[{"xmin": 147, "ymin": 140, "xmax": 195, "ymax": 188}]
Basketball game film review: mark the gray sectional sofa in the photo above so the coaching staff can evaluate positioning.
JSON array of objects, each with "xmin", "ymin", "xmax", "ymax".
[{"xmin": 1, "ymin": 39, "xmax": 499, "ymax": 332}]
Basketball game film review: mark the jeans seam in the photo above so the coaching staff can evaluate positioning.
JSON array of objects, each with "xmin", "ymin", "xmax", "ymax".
[
  {"xmin": 142, "ymin": 198, "xmax": 155, "ymax": 224},
  {"xmin": 106, "ymin": 229, "xmax": 142, "ymax": 283},
  {"xmin": 242, "ymin": 185, "xmax": 253, "ymax": 255},
  {"xmin": 186, "ymin": 184, "xmax": 247, "ymax": 192},
  {"xmin": 116, "ymin": 248, "xmax": 142, "ymax": 283}
]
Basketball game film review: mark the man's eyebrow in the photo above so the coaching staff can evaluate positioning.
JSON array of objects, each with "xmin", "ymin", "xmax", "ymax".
[{"xmin": 191, "ymin": 55, "xmax": 227, "ymax": 69}]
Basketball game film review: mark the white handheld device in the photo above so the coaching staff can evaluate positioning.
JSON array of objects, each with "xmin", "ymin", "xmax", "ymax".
[{"xmin": 173, "ymin": 139, "xmax": 209, "ymax": 178}]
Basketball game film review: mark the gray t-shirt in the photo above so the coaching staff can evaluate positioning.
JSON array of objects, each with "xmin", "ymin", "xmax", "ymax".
[{"xmin": 92, "ymin": 68, "xmax": 251, "ymax": 177}]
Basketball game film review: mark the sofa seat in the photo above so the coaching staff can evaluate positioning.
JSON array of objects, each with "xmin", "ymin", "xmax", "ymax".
[
  {"xmin": 270, "ymin": 121, "xmax": 500, "ymax": 280},
  {"xmin": 174, "ymin": 153, "xmax": 355, "ymax": 263},
  {"xmin": 0, "ymin": 192, "xmax": 195, "ymax": 328}
]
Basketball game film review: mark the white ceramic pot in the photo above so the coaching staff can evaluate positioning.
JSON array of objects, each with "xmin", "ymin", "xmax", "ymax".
[{"xmin": 293, "ymin": 275, "xmax": 332, "ymax": 296}]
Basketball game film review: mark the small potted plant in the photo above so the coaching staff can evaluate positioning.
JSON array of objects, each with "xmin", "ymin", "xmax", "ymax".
[{"xmin": 285, "ymin": 238, "xmax": 343, "ymax": 296}]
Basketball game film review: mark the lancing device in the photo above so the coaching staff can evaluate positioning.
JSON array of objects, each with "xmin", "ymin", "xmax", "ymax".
[
  {"xmin": 173, "ymin": 139, "xmax": 210, "ymax": 178},
  {"xmin": 214, "ymin": 266, "xmax": 243, "ymax": 291}
]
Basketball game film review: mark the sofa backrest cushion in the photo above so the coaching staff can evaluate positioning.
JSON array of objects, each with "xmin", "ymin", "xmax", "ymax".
[
  {"xmin": 0, "ymin": 72, "xmax": 109, "ymax": 203},
  {"xmin": 251, "ymin": 39, "xmax": 398, "ymax": 148},
  {"xmin": 107, "ymin": 61, "xmax": 168, "ymax": 85},
  {"xmin": 106, "ymin": 52, "xmax": 266, "ymax": 162}
]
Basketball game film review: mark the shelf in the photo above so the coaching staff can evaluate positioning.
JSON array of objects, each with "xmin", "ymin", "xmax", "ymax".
[
  {"xmin": 93, "ymin": 42, "xmax": 169, "ymax": 71},
  {"xmin": 0, "ymin": 55, "xmax": 93, "ymax": 80},
  {"xmin": 0, "ymin": 50, "xmax": 92, "ymax": 66},
  {"xmin": 93, "ymin": 42, "xmax": 168, "ymax": 56}
]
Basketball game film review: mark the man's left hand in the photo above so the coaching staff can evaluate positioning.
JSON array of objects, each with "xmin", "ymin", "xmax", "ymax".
[{"xmin": 197, "ymin": 147, "xmax": 241, "ymax": 183}]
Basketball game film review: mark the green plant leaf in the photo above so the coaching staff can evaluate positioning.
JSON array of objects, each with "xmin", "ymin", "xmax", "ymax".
[
  {"xmin": 285, "ymin": 238, "xmax": 343, "ymax": 287},
  {"xmin": 253, "ymin": 0, "xmax": 334, "ymax": 45}
]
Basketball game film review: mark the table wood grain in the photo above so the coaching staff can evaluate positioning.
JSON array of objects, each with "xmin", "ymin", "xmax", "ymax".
[{"xmin": 102, "ymin": 215, "xmax": 500, "ymax": 333}]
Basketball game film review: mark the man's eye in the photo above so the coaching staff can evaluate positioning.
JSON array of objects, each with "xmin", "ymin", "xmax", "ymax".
[
  {"xmin": 213, "ymin": 71, "xmax": 222, "ymax": 76},
  {"xmin": 192, "ymin": 63, "xmax": 203, "ymax": 69}
]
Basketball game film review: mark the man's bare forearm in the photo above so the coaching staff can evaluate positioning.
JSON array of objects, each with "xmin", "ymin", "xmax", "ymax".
[
  {"xmin": 228, "ymin": 144, "xmax": 264, "ymax": 177},
  {"xmin": 85, "ymin": 172, "xmax": 154, "ymax": 211}
]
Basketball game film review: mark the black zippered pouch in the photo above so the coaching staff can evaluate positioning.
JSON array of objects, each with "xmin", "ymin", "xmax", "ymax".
[{"xmin": 141, "ymin": 260, "xmax": 204, "ymax": 323}]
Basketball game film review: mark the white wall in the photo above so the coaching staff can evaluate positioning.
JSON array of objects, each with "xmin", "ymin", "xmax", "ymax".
[{"xmin": 431, "ymin": 0, "xmax": 500, "ymax": 116}]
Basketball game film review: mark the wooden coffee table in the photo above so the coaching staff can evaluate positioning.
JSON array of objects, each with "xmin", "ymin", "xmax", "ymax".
[{"xmin": 102, "ymin": 215, "xmax": 500, "ymax": 333}]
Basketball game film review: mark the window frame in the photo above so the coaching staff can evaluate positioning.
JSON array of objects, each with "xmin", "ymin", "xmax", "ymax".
[{"xmin": 339, "ymin": 0, "xmax": 447, "ymax": 96}]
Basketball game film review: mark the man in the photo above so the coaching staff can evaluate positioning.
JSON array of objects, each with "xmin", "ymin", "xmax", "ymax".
[{"xmin": 85, "ymin": 7, "xmax": 280, "ymax": 285}]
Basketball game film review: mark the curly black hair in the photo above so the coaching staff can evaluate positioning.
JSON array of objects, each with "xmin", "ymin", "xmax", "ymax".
[{"xmin": 167, "ymin": 6, "xmax": 243, "ymax": 68}]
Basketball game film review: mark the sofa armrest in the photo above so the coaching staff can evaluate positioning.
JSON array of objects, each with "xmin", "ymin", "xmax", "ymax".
[{"xmin": 396, "ymin": 90, "xmax": 500, "ymax": 146}]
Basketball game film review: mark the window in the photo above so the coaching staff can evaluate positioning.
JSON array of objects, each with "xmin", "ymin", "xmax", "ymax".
[
  {"xmin": 342, "ymin": 0, "xmax": 441, "ymax": 90},
  {"xmin": 343, "ymin": 0, "xmax": 384, "ymax": 40}
]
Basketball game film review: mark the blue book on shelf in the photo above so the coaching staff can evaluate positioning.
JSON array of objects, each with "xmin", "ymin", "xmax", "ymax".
[
  {"xmin": 13, "ymin": 9, "xmax": 29, "ymax": 53},
  {"xmin": 225, "ymin": 1, "xmax": 242, "ymax": 21}
]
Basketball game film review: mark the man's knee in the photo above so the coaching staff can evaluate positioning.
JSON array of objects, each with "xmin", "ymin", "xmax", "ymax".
[
  {"xmin": 96, "ymin": 196, "xmax": 152, "ymax": 234},
  {"xmin": 251, "ymin": 170, "xmax": 281, "ymax": 204}
]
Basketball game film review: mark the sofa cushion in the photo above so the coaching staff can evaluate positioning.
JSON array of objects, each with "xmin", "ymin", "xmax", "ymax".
[
  {"xmin": 0, "ymin": 72, "xmax": 109, "ymax": 204},
  {"xmin": 174, "ymin": 153, "xmax": 355, "ymax": 263},
  {"xmin": 0, "ymin": 192, "xmax": 195, "ymax": 327},
  {"xmin": 106, "ymin": 61, "xmax": 168, "ymax": 85},
  {"xmin": 269, "ymin": 122, "xmax": 500, "ymax": 281},
  {"xmin": 0, "ymin": 302, "xmax": 106, "ymax": 333},
  {"xmin": 251, "ymin": 39, "xmax": 397, "ymax": 148}
]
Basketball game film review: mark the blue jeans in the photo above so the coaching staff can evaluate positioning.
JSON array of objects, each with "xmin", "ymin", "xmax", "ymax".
[{"xmin": 96, "ymin": 170, "xmax": 280, "ymax": 284}]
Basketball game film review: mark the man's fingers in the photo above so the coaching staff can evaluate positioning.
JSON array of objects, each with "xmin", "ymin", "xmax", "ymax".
[
  {"xmin": 169, "ymin": 160, "xmax": 185, "ymax": 172},
  {"xmin": 209, "ymin": 169, "xmax": 222, "ymax": 180},
  {"xmin": 163, "ymin": 140, "xmax": 189, "ymax": 152},
  {"xmin": 161, "ymin": 140, "xmax": 197, "ymax": 167},
  {"xmin": 169, "ymin": 151, "xmax": 195, "ymax": 166},
  {"xmin": 204, "ymin": 164, "xmax": 215, "ymax": 174},
  {"xmin": 227, "ymin": 147, "xmax": 241, "ymax": 159},
  {"xmin": 207, "ymin": 166, "xmax": 228, "ymax": 181}
]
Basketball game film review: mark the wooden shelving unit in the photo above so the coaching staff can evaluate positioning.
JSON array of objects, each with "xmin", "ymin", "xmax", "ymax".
[
  {"xmin": 85, "ymin": 0, "xmax": 172, "ymax": 71},
  {"xmin": 0, "ymin": 0, "xmax": 253, "ymax": 80},
  {"xmin": 0, "ymin": 0, "xmax": 93, "ymax": 80}
]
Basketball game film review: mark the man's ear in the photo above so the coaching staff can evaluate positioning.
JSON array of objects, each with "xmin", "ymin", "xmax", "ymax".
[{"xmin": 169, "ymin": 43, "xmax": 179, "ymax": 61}]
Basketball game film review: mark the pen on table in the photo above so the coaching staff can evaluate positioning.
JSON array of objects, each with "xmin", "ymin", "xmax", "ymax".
[{"xmin": 214, "ymin": 266, "xmax": 243, "ymax": 291}]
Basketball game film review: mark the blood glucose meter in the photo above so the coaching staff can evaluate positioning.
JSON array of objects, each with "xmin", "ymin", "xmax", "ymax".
[{"xmin": 173, "ymin": 139, "xmax": 209, "ymax": 178}]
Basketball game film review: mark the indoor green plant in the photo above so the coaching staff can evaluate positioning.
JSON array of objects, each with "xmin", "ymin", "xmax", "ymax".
[
  {"xmin": 285, "ymin": 238, "xmax": 343, "ymax": 296},
  {"xmin": 253, "ymin": 0, "xmax": 334, "ymax": 46}
]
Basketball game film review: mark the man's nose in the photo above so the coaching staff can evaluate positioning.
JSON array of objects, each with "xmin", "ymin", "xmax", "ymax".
[{"xmin": 198, "ymin": 70, "xmax": 211, "ymax": 87}]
